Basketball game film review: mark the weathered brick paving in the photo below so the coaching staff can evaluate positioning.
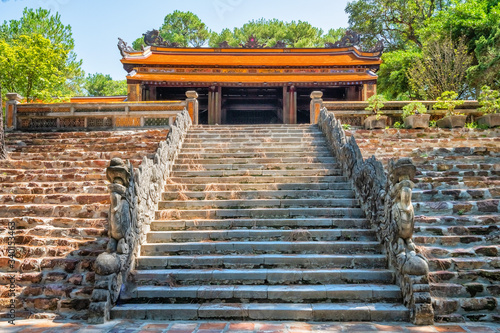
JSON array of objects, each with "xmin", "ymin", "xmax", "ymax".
[
  {"xmin": 350, "ymin": 128, "xmax": 500, "ymax": 323},
  {"xmin": 0, "ymin": 129, "xmax": 169, "ymax": 319},
  {"xmin": 1, "ymin": 319, "xmax": 499, "ymax": 332}
]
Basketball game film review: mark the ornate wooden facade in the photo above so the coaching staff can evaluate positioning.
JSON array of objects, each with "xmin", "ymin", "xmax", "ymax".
[{"xmin": 119, "ymin": 33, "xmax": 382, "ymax": 124}]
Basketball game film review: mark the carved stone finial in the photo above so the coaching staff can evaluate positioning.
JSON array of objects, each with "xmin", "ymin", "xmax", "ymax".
[{"xmin": 106, "ymin": 158, "xmax": 131, "ymax": 187}]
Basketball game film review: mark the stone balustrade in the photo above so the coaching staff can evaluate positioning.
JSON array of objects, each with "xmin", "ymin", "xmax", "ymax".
[
  {"xmin": 317, "ymin": 107, "xmax": 434, "ymax": 325},
  {"xmin": 88, "ymin": 110, "xmax": 192, "ymax": 324},
  {"xmin": 4, "ymin": 92, "xmax": 200, "ymax": 131},
  {"xmin": 310, "ymin": 97, "xmax": 480, "ymax": 126}
]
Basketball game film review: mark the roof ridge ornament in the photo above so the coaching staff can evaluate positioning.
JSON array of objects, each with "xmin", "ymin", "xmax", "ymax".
[
  {"xmin": 240, "ymin": 35, "xmax": 266, "ymax": 48},
  {"xmin": 117, "ymin": 38, "xmax": 135, "ymax": 57},
  {"xmin": 143, "ymin": 29, "xmax": 180, "ymax": 47},
  {"xmin": 325, "ymin": 29, "xmax": 361, "ymax": 48}
]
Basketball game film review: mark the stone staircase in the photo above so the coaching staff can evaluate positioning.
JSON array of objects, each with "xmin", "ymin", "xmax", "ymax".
[
  {"xmin": 0, "ymin": 129, "xmax": 169, "ymax": 318},
  {"xmin": 352, "ymin": 128, "xmax": 500, "ymax": 322},
  {"xmin": 111, "ymin": 125, "xmax": 409, "ymax": 321}
]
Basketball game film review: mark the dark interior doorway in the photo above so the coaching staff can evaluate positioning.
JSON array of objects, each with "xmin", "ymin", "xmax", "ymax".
[
  {"xmin": 222, "ymin": 87, "xmax": 283, "ymax": 124},
  {"xmin": 156, "ymin": 87, "xmax": 209, "ymax": 124},
  {"xmin": 296, "ymin": 87, "xmax": 348, "ymax": 124}
]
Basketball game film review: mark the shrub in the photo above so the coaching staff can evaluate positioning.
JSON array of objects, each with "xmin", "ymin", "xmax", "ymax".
[{"xmin": 433, "ymin": 91, "xmax": 464, "ymax": 117}]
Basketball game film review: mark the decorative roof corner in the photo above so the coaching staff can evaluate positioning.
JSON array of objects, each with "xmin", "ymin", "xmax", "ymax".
[
  {"xmin": 240, "ymin": 35, "xmax": 266, "ymax": 49},
  {"xmin": 117, "ymin": 38, "xmax": 135, "ymax": 57},
  {"xmin": 325, "ymin": 30, "xmax": 384, "ymax": 55}
]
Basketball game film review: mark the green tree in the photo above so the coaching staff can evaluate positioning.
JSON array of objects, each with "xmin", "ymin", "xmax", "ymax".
[
  {"xmin": 377, "ymin": 48, "xmax": 421, "ymax": 100},
  {"xmin": 407, "ymin": 36, "xmax": 472, "ymax": 99},
  {"xmin": 345, "ymin": 0, "xmax": 450, "ymax": 50},
  {"xmin": 0, "ymin": 8, "xmax": 84, "ymax": 100},
  {"xmin": 84, "ymin": 73, "xmax": 127, "ymax": 96},
  {"xmin": 209, "ymin": 18, "xmax": 325, "ymax": 48},
  {"xmin": 159, "ymin": 10, "xmax": 210, "ymax": 47},
  {"xmin": 322, "ymin": 28, "xmax": 347, "ymax": 45},
  {"xmin": 0, "ymin": 34, "xmax": 69, "ymax": 102}
]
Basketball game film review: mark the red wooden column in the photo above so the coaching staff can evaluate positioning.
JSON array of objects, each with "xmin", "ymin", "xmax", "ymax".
[{"xmin": 289, "ymin": 86, "xmax": 297, "ymax": 124}]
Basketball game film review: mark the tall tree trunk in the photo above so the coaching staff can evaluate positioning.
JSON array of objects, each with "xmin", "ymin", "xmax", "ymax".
[{"xmin": 0, "ymin": 85, "xmax": 6, "ymax": 160}]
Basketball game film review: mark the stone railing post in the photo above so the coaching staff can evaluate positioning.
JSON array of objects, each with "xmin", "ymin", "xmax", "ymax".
[
  {"xmin": 186, "ymin": 91, "xmax": 199, "ymax": 125},
  {"xmin": 5, "ymin": 93, "xmax": 22, "ymax": 131},
  {"xmin": 310, "ymin": 91, "xmax": 323, "ymax": 124}
]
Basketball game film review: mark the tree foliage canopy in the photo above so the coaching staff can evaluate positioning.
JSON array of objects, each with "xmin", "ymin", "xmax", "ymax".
[
  {"xmin": 0, "ymin": 8, "xmax": 84, "ymax": 101},
  {"xmin": 84, "ymin": 73, "xmax": 127, "ymax": 97}
]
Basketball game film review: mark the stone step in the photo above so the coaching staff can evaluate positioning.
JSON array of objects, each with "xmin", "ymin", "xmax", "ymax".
[
  {"xmin": 188, "ymin": 128, "xmax": 322, "ymax": 134},
  {"xmin": 136, "ymin": 254, "xmax": 387, "ymax": 269},
  {"xmin": 182, "ymin": 141, "xmax": 328, "ymax": 149},
  {"xmin": 419, "ymin": 170, "xmax": 499, "ymax": 178},
  {"xmin": 8, "ymin": 142, "xmax": 158, "ymax": 153},
  {"xmin": 0, "ymin": 173, "xmax": 105, "ymax": 183},
  {"xmin": 168, "ymin": 176, "xmax": 347, "ymax": 185},
  {"xmin": 110, "ymin": 302, "xmax": 409, "ymax": 321},
  {"xmin": 141, "ymin": 241, "xmax": 380, "ymax": 256},
  {"xmin": 146, "ymin": 229, "xmax": 375, "ymax": 243},
  {"xmin": 415, "ymin": 225, "xmax": 500, "ymax": 236},
  {"xmin": 0, "ymin": 193, "xmax": 109, "ymax": 205},
  {"xmin": 416, "ymin": 246, "xmax": 500, "ymax": 259},
  {"xmin": 162, "ymin": 189, "xmax": 355, "ymax": 201},
  {"xmin": 172, "ymin": 162, "xmax": 339, "ymax": 171},
  {"xmin": 412, "ymin": 188, "xmax": 500, "ymax": 201},
  {"xmin": 150, "ymin": 218, "xmax": 370, "ymax": 231},
  {"xmin": 415, "ymin": 180, "xmax": 500, "ymax": 191},
  {"xmin": 179, "ymin": 147, "xmax": 331, "ymax": 154},
  {"xmin": 177, "ymin": 151, "xmax": 334, "ymax": 159},
  {"xmin": 7, "ymin": 151, "xmax": 154, "ymax": 161},
  {"xmin": 185, "ymin": 133, "xmax": 325, "ymax": 140},
  {"xmin": 416, "ymin": 214, "xmax": 499, "ymax": 226},
  {"xmin": 0, "ymin": 182, "xmax": 108, "ymax": 195},
  {"xmin": 0, "ymin": 204, "xmax": 107, "ymax": 218},
  {"xmin": 158, "ymin": 198, "xmax": 360, "ymax": 210},
  {"xmin": 133, "ymin": 268, "xmax": 395, "ymax": 285},
  {"xmin": 183, "ymin": 137, "xmax": 325, "ymax": 144},
  {"xmin": 175, "ymin": 157, "xmax": 337, "ymax": 165},
  {"xmin": 0, "ymin": 167, "xmax": 105, "ymax": 176},
  {"xmin": 418, "ymin": 163, "xmax": 499, "ymax": 172},
  {"xmin": 7, "ymin": 136, "xmax": 166, "ymax": 146},
  {"xmin": 428, "ymin": 257, "xmax": 500, "ymax": 271},
  {"xmin": 129, "ymin": 284, "xmax": 402, "ymax": 303},
  {"xmin": 164, "ymin": 182, "xmax": 352, "ymax": 192},
  {"xmin": 429, "ymin": 269, "xmax": 500, "ymax": 285},
  {"xmin": 413, "ymin": 235, "xmax": 492, "ymax": 246},
  {"xmin": 172, "ymin": 169, "xmax": 342, "ymax": 178},
  {"xmin": 0, "ymin": 217, "xmax": 107, "ymax": 229},
  {"xmin": 0, "ymin": 159, "xmax": 115, "ymax": 170},
  {"xmin": 5, "ymin": 129, "xmax": 168, "ymax": 140},
  {"xmin": 155, "ymin": 207, "xmax": 365, "ymax": 220},
  {"xmin": 413, "ymin": 199, "xmax": 499, "ymax": 215}
]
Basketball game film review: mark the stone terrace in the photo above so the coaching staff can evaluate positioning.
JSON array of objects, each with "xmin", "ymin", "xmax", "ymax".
[
  {"xmin": 0, "ymin": 129, "xmax": 169, "ymax": 319},
  {"xmin": 349, "ymin": 127, "xmax": 500, "ymax": 323}
]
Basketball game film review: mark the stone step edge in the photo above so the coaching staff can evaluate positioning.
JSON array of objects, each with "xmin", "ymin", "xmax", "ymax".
[{"xmin": 110, "ymin": 302, "xmax": 409, "ymax": 321}]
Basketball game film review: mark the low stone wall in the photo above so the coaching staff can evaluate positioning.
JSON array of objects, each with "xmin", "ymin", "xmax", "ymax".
[
  {"xmin": 318, "ymin": 108, "xmax": 434, "ymax": 325},
  {"xmin": 323, "ymin": 101, "xmax": 480, "ymax": 127},
  {"xmin": 88, "ymin": 110, "xmax": 192, "ymax": 324}
]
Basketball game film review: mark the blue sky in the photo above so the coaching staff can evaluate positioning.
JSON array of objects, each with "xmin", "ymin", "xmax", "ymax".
[{"xmin": 0, "ymin": 0, "xmax": 350, "ymax": 79}]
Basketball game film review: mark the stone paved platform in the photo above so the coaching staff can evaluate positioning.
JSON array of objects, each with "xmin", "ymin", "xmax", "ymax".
[{"xmin": 1, "ymin": 320, "xmax": 499, "ymax": 333}]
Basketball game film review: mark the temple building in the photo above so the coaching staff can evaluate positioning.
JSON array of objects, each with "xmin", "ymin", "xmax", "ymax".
[{"xmin": 119, "ymin": 31, "xmax": 382, "ymax": 125}]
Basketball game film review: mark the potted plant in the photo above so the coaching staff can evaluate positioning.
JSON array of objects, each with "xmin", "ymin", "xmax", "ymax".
[
  {"xmin": 402, "ymin": 101, "xmax": 430, "ymax": 129},
  {"xmin": 477, "ymin": 85, "xmax": 500, "ymax": 128},
  {"xmin": 364, "ymin": 94, "xmax": 388, "ymax": 129},
  {"xmin": 433, "ymin": 91, "xmax": 466, "ymax": 128}
]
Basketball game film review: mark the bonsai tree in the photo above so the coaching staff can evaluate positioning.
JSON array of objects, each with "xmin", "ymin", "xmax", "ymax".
[
  {"xmin": 478, "ymin": 85, "xmax": 500, "ymax": 115},
  {"xmin": 365, "ymin": 94, "xmax": 387, "ymax": 120},
  {"xmin": 402, "ymin": 101, "xmax": 427, "ymax": 119},
  {"xmin": 433, "ymin": 91, "xmax": 464, "ymax": 116}
]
